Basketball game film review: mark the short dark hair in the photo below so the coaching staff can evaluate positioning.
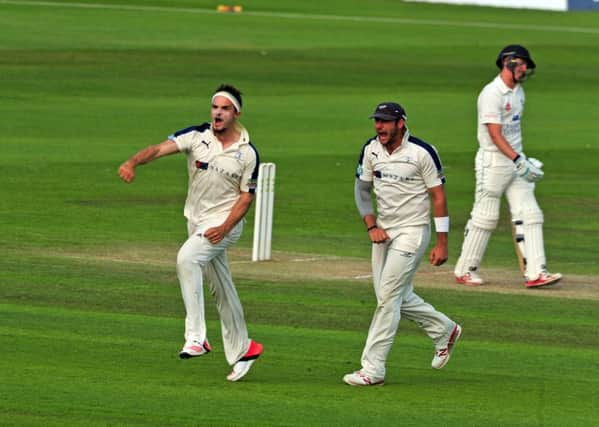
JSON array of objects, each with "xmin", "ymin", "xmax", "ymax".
[{"xmin": 214, "ymin": 84, "xmax": 243, "ymax": 110}]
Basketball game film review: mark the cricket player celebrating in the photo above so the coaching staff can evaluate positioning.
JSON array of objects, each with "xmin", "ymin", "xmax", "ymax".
[
  {"xmin": 118, "ymin": 84, "xmax": 263, "ymax": 382},
  {"xmin": 344, "ymin": 102, "xmax": 461, "ymax": 386},
  {"xmin": 454, "ymin": 45, "xmax": 562, "ymax": 288}
]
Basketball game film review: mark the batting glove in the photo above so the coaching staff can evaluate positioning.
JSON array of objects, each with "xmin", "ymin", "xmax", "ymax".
[
  {"xmin": 514, "ymin": 155, "xmax": 544, "ymax": 182},
  {"xmin": 528, "ymin": 157, "xmax": 543, "ymax": 169}
]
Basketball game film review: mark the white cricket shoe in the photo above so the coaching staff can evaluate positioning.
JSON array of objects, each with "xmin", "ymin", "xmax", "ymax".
[
  {"xmin": 432, "ymin": 324, "xmax": 462, "ymax": 369},
  {"xmin": 179, "ymin": 339, "xmax": 211, "ymax": 359},
  {"xmin": 525, "ymin": 271, "xmax": 562, "ymax": 288},
  {"xmin": 455, "ymin": 271, "xmax": 484, "ymax": 286},
  {"xmin": 226, "ymin": 340, "xmax": 263, "ymax": 382},
  {"xmin": 342, "ymin": 371, "xmax": 384, "ymax": 386}
]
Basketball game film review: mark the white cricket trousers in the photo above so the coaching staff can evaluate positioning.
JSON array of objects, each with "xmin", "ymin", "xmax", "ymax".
[
  {"xmin": 176, "ymin": 220, "xmax": 249, "ymax": 365},
  {"xmin": 361, "ymin": 225, "xmax": 456, "ymax": 380}
]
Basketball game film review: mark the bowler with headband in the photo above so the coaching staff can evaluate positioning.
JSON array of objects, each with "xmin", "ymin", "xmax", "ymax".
[
  {"xmin": 212, "ymin": 90, "xmax": 242, "ymax": 112},
  {"xmin": 118, "ymin": 83, "xmax": 263, "ymax": 382}
]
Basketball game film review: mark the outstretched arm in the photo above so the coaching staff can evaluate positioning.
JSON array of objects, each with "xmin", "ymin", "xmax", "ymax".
[
  {"xmin": 428, "ymin": 184, "xmax": 448, "ymax": 266},
  {"xmin": 118, "ymin": 140, "xmax": 179, "ymax": 183}
]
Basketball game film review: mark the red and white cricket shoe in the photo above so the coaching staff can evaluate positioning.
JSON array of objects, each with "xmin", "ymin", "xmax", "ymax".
[
  {"xmin": 525, "ymin": 271, "xmax": 562, "ymax": 288},
  {"xmin": 342, "ymin": 371, "xmax": 384, "ymax": 386},
  {"xmin": 179, "ymin": 339, "xmax": 211, "ymax": 359},
  {"xmin": 227, "ymin": 339, "xmax": 263, "ymax": 382},
  {"xmin": 432, "ymin": 324, "xmax": 462, "ymax": 369},
  {"xmin": 455, "ymin": 271, "xmax": 484, "ymax": 286}
]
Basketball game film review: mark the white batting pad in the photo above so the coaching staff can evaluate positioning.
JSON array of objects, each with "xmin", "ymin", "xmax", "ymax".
[
  {"xmin": 471, "ymin": 195, "xmax": 501, "ymax": 230},
  {"xmin": 523, "ymin": 222, "xmax": 547, "ymax": 280},
  {"xmin": 454, "ymin": 220, "xmax": 492, "ymax": 276}
]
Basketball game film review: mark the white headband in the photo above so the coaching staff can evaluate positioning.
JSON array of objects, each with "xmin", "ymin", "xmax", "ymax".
[{"xmin": 212, "ymin": 91, "xmax": 241, "ymax": 112}]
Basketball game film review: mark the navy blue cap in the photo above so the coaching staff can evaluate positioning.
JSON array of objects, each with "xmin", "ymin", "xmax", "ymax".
[{"xmin": 370, "ymin": 102, "xmax": 407, "ymax": 121}]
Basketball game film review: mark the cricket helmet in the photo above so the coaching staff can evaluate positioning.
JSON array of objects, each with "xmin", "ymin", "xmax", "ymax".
[{"xmin": 496, "ymin": 44, "xmax": 536, "ymax": 70}]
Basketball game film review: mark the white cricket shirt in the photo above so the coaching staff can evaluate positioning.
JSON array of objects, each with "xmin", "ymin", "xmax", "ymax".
[
  {"xmin": 477, "ymin": 74, "xmax": 525, "ymax": 153},
  {"xmin": 168, "ymin": 122, "xmax": 259, "ymax": 227},
  {"xmin": 356, "ymin": 131, "xmax": 445, "ymax": 230}
]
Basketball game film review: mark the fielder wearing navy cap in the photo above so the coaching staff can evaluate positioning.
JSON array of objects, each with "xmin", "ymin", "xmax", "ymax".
[{"xmin": 370, "ymin": 102, "xmax": 407, "ymax": 121}]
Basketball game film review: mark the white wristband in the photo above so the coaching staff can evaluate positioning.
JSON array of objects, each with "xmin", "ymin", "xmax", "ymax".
[{"xmin": 434, "ymin": 216, "xmax": 449, "ymax": 233}]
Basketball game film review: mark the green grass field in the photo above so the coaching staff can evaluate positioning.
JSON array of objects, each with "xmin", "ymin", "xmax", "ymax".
[{"xmin": 1, "ymin": 0, "xmax": 599, "ymax": 425}]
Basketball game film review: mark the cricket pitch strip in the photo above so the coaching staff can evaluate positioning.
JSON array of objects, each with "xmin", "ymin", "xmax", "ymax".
[{"xmin": 45, "ymin": 245, "xmax": 599, "ymax": 302}]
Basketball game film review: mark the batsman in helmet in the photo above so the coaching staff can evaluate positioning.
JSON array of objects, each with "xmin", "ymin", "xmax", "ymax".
[{"xmin": 454, "ymin": 45, "xmax": 562, "ymax": 288}]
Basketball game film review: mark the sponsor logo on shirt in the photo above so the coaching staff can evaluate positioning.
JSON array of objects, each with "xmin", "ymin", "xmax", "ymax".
[
  {"xmin": 374, "ymin": 170, "xmax": 415, "ymax": 182},
  {"xmin": 503, "ymin": 122, "xmax": 521, "ymax": 136},
  {"xmin": 209, "ymin": 163, "xmax": 241, "ymax": 180},
  {"xmin": 195, "ymin": 161, "xmax": 209, "ymax": 170}
]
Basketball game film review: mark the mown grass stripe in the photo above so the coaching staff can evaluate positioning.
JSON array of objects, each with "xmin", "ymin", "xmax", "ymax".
[{"xmin": 2, "ymin": 0, "xmax": 599, "ymax": 34}]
